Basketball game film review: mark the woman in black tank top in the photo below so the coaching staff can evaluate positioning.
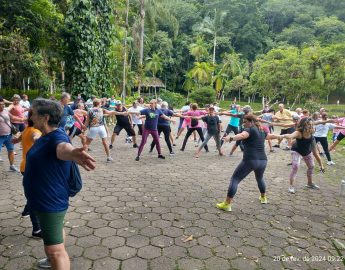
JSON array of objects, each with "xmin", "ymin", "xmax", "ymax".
[{"xmin": 279, "ymin": 118, "xmax": 325, "ymax": 194}]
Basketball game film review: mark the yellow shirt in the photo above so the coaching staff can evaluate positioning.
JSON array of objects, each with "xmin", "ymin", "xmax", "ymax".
[
  {"xmin": 275, "ymin": 109, "xmax": 293, "ymax": 127},
  {"xmin": 20, "ymin": 127, "xmax": 42, "ymax": 173}
]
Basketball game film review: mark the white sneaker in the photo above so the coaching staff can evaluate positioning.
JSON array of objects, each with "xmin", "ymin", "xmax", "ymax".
[
  {"xmin": 37, "ymin": 258, "xmax": 51, "ymax": 269},
  {"xmin": 9, "ymin": 165, "xmax": 19, "ymax": 172},
  {"xmin": 327, "ymin": 161, "xmax": 335, "ymax": 165},
  {"xmin": 0, "ymin": 156, "xmax": 3, "ymax": 162},
  {"xmin": 288, "ymin": 186, "xmax": 295, "ymax": 194},
  {"xmin": 106, "ymin": 156, "xmax": 113, "ymax": 162}
]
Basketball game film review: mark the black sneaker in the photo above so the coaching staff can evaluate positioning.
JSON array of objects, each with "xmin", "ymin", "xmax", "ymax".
[
  {"xmin": 180, "ymin": 148, "xmax": 184, "ymax": 151},
  {"xmin": 169, "ymin": 151, "xmax": 175, "ymax": 156},
  {"xmin": 109, "ymin": 144, "xmax": 113, "ymax": 149},
  {"xmin": 22, "ymin": 211, "xmax": 30, "ymax": 218},
  {"xmin": 133, "ymin": 144, "xmax": 138, "ymax": 148},
  {"xmin": 32, "ymin": 230, "xmax": 42, "ymax": 238},
  {"xmin": 158, "ymin": 155, "xmax": 165, "ymax": 159},
  {"xmin": 173, "ymin": 144, "xmax": 176, "ymax": 146},
  {"xmin": 273, "ymin": 144, "xmax": 280, "ymax": 148},
  {"xmin": 135, "ymin": 156, "xmax": 140, "ymax": 161}
]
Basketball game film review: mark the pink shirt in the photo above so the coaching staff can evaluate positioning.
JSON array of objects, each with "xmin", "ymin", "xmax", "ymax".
[
  {"xmin": 336, "ymin": 118, "xmax": 345, "ymax": 135},
  {"xmin": 0, "ymin": 110, "xmax": 11, "ymax": 136},
  {"xmin": 183, "ymin": 110, "xmax": 206, "ymax": 128},
  {"xmin": 73, "ymin": 110, "xmax": 85, "ymax": 130},
  {"xmin": 9, "ymin": 105, "xmax": 25, "ymax": 124}
]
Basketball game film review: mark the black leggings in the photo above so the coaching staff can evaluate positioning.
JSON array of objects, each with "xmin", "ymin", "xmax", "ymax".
[
  {"xmin": 227, "ymin": 160, "xmax": 267, "ymax": 198},
  {"xmin": 314, "ymin": 136, "xmax": 331, "ymax": 161},
  {"xmin": 181, "ymin": 127, "xmax": 208, "ymax": 151},
  {"xmin": 221, "ymin": 125, "xmax": 239, "ymax": 146},
  {"xmin": 150, "ymin": 125, "xmax": 172, "ymax": 153}
]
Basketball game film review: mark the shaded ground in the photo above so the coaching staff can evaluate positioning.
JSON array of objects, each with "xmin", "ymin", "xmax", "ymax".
[{"xmin": 0, "ymin": 122, "xmax": 344, "ymax": 270}]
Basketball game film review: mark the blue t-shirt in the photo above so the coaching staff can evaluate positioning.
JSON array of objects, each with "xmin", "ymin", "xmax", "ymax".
[
  {"xmin": 158, "ymin": 109, "xmax": 173, "ymax": 126},
  {"xmin": 59, "ymin": 105, "xmax": 74, "ymax": 128},
  {"xmin": 229, "ymin": 109, "xmax": 241, "ymax": 127},
  {"xmin": 23, "ymin": 129, "xmax": 71, "ymax": 212},
  {"xmin": 141, "ymin": 108, "xmax": 163, "ymax": 130}
]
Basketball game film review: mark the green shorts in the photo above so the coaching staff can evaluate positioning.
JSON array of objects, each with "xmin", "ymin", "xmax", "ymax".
[{"xmin": 35, "ymin": 210, "xmax": 67, "ymax": 246}]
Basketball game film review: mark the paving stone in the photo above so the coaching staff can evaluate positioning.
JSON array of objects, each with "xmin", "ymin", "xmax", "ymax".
[
  {"xmin": 94, "ymin": 227, "xmax": 117, "ymax": 238},
  {"xmin": 177, "ymin": 258, "xmax": 204, "ymax": 270},
  {"xmin": 205, "ymin": 256, "xmax": 231, "ymax": 270},
  {"xmin": 122, "ymin": 257, "xmax": 147, "ymax": 270},
  {"xmin": 137, "ymin": 246, "xmax": 161, "ymax": 259},
  {"xmin": 163, "ymin": 245, "xmax": 188, "ymax": 258},
  {"xmin": 76, "ymin": 235, "xmax": 101, "ymax": 248},
  {"xmin": 151, "ymin": 235, "xmax": 174, "ymax": 248},
  {"xmin": 70, "ymin": 257, "xmax": 92, "ymax": 270},
  {"xmin": 3, "ymin": 256, "xmax": 34, "ymax": 270},
  {"xmin": 102, "ymin": 236, "xmax": 125, "ymax": 249},
  {"xmin": 126, "ymin": 235, "xmax": 150, "ymax": 248},
  {"xmin": 188, "ymin": 245, "xmax": 213, "ymax": 259},
  {"xmin": 93, "ymin": 257, "xmax": 120, "ymax": 270},
  {"xmin": 111, "ymin": 246, "xmax": 136, "ymax": 260},
  {"xmin": 84, "ymin": 245, "xmax": 109, "ymax": 260}
]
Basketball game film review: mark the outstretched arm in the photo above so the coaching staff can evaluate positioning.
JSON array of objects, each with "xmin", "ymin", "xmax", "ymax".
[
  {"xmin": 223, "ymin": 131, "xmax": 250, "ymax": 142},
  {"xmin": 57, "ymin": 143, "xmax": 96, "ymax": 171}
]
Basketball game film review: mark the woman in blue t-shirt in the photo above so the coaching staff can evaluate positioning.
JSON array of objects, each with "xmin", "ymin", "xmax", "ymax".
[
  {"xmin": 136, "ymin": 99, "xmax": 175, "ymax": 161},
  {"xmin": 24, "ymin": 99, "xmax": 96, "ymax": 269}
]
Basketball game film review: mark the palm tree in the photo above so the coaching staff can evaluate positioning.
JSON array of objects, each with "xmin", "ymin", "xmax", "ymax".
[
  {"xmin": 145, "ymin": 53, "xmax": 163, "ymax": 99},
  {"xmin": 189, "ymin": 36, "xmax": 209, "ymax": 62},
  {"xmin": 190, "ymin": 62, "xmax": 214, "ymax": 89}
]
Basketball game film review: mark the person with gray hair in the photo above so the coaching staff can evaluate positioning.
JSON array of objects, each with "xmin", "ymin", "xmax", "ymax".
[
  {"xmin": 149, "ymin": 101, "xmax": 184, "ymax": 155},
  {"xmin": 23, "ymin": 98, "xmax": 96, "ymax": 269},
  {"xmin": 59, "ymin": 92, "xmax": 84, "ymax": 131}
]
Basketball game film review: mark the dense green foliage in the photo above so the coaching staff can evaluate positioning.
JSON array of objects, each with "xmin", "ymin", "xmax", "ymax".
[{"xmin": 1, "ymin": 0, "xmax": 345, "ymax": 104}]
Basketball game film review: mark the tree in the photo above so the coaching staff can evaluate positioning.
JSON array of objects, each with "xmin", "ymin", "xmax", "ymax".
[
  {"xmin": 64, "ymin": 0, "xmax": 115, "ymax": 96},
  {"xmin": 189, "ymin": 62, "xmax": 214, "ymax": 89},
  {"xmin": 145, "ymin": 53, "xmax": 163, "ymax": 98}
]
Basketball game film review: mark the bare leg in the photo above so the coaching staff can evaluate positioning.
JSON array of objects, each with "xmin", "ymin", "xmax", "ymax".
[{"xmin": 101, "ymin": 138, "xmax": 110, "ymax": 157}]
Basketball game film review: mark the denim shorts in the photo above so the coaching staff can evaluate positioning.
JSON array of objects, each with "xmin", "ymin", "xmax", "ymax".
[{"xmin": 0, "ymin": 134, "xmax": 14, "ymax": 152}]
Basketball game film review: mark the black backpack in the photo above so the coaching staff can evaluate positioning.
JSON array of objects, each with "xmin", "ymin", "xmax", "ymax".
[
  {"xmin": 191, "ymin": 118, "xmax": 198, "ymax": 127},
  {"xmin": 68, "ymin": 162, "xmax": 82, "ymax": 197}
]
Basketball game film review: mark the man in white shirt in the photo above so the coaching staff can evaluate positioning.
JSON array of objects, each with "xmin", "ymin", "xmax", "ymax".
[
  {"xmin": 20, "ymin": 94, "xmax": 30, "ymax": 117},
  {"xmin": 128, "ymin": 101, "xmax": 144, "ymax": 136}
]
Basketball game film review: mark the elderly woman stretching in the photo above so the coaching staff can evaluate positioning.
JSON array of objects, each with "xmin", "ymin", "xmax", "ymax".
[{"xmin": 23, "ymin": 99, "xmax": 96, "ymax": 269}]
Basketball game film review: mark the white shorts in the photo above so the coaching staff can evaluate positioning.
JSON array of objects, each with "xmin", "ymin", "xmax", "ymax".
[{"xmin": 87, "ymin": 126, "xmax": 107, "ymax": 139}]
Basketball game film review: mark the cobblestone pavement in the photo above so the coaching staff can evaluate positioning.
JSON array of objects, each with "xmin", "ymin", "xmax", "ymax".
[{"xmin": 0, "ymin": 124, "xmax": 344, "ymax": 270}]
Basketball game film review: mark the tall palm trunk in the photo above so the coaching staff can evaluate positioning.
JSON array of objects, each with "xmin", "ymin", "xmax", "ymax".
[
  {"xmin": 138, "ymin": 0, "xmax": 145, "ymax": 96},
  {"xmin": 122, "ymin": 0, "xmax": 129, "ymax": 102}
]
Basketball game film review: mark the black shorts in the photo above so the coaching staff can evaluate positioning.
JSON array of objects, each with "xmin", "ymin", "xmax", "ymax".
[
  {"xmin": 114, "ymin": 124, "xmax": 135, "ymax": 136},
  {"xmin": 225, "ymin": 125, "xmax": 239, "ymax": 135},
  {"xmin": 336, "ymin": 133, "xmax": 345, "ymax": 141},
  {"xmin": 133, "ymin": 124, "xmax": 143, "ymax": 135},
  {"xmin": 280, "ymin": 127, "xmax": 295, "ymax": 135},
  {"xmin": 69, "ymin": 126, "xmax": 82, "ymax": 137}
]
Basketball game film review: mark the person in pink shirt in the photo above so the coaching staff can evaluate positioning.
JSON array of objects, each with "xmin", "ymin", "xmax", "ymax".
[
  {"xmin": 8, "ymin": 94, "xmax": 27, "ymax": 132},
  {"xmin": 180, "ymin": 103, "xmax": 208, "ymax": 152},
  {"xmin": 329, "ymin": 117, "xmax": 345, "ymax": 151}
]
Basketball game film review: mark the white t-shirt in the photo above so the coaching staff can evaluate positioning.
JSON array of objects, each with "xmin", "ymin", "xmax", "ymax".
[
  {"xmin": 20, "ymin": 100, "xmax": 30, "ymax": 109},
  {"xmin": 314, "ymin": 123, "xmax": 336, "ymax": 137},
  {"xmin": 181, "ymin": 105, "xmax": 190, "ymax": 113},
  {"xmin": 128, "ymin": 106, "xmax": 144, "ymax": 125}
]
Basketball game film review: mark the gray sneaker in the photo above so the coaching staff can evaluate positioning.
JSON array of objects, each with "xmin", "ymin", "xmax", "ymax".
[
  {"xmin": 305, "ymin": 183, "xmax": 320, "ymax": 190},
  {"xmin": 9, "ymin": 165, "xmax": 19, "ymax": 172},
  {"xmin": 37, "ymin": 258, "xmax": 51, "ymax": 269}
]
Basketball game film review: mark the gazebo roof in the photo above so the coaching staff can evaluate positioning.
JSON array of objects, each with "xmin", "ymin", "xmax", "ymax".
[{"xmin": 140, "ymin": 77, "xmax": 165, "ymax": 88}]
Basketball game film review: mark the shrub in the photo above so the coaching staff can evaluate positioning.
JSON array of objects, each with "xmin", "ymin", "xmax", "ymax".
[
  {"xmin": 190, "ymin": 87, "xmax": 216, "ymax": 107},
  {"xmin": 159, "ymin": 90, "xmax": 185, "ymax": 108}
]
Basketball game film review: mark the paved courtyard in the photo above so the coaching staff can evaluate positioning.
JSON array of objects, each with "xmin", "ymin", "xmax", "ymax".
[{"xmin": 0, "ymin": 125, "xmax": 344, "ymax": 270}]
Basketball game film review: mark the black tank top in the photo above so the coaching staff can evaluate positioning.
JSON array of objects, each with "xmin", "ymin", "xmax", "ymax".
[{"xmin": 291, "ymin": 135, "xmax": 313, "ymax": 156}]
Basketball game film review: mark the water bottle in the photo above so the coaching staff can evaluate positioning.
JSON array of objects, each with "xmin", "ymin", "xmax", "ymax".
[{"xmin": 341, "ymin": 180, "xmax": 345, "ymax": 196}]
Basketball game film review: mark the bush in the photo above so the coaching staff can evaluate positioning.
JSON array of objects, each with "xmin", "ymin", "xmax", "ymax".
[
  {"xmin": 0, "ymin": 88, "xmax": 61, "ymax": 101},
  {"xmin": 159, "ymin": 90, "xmax": 185, "ymax": 108},
  {"xmin": 190, "ymin": 87, "xmax": 216, "ymax": 107}
]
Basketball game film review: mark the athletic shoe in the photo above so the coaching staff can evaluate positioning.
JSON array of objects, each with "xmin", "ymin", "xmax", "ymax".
[
  {"xmin": 22, "ymin": 210, "xmax": 30, "ymax": 218},
  {"xmin": 0, "ymin": 156, "xmax": 3, "ymax": 162},
  {"xmin": 175, "ymin": 137, "xmax": 179, "ymax": 140},
  {"xmin": 273, "ymin": 144, "xmax": 280, "ymax": 148},
  {"xmin": 288, "ymin": 186, "xmax": 295, "ymax": 194},
  {"xmin": 180, "ymin": 148, "xmax": 184, "ymax": 151},
  {"xmin": 32, "ymin": 230, "xmax": 42, "ymax": 238},
  {"xmin": 319, "ymin": 152, "xmax": 325, "ymax": 157},
  {"xmin": 216, "ymin": 201, "xmax": 232, "ymax": 212},
  {"xmin": 269, "ymin": 149, "xmax": 275, "ymax": 153},
  {"xmin": 149, "ymin": 150, "xmax": 153, "ymax": 153},
  {"xmin": 109, "ymin": 144, "xmax": 113, "ymax": 149},
  {"xmin": 283, "ymin": 146, "xmax": 291, "ymax": 151},
  {"xmin": 133, "ymin": 144, "xmax": 138, "ymax": 148},
  {"xmin": 228, "ymin": 153, "xmax": 233, "ymax": 157},
  {"xmin": 135, "ymin": 156, "xmax": 140, "ymax": 161},
  {"xmin": 37, "ymin": 258, "xmax": 51, "ymax": 269},
  {"xmin": 194, "ymin": 139, "xmax": 197, "ymax": 142},
  {"xmin": 9, "ymin": 165, "xmax": 19, "ymax": 172},
  {"xmin": 327, "ymin": 161, "xmax": 335, "ymax": 165},
  {"xmin": 169, "ymin": 151, "xmax": 175, "ymax": 156},
  {"xmin": 259, "ymin": 196, "xmax": 268, "ymax": 204},
  {"xmin": 172, "ymin": 144, "xmax": 176, "ymax": 146},
  {"xmin": 158, "ymin": 155, "xmax": 165, "ymax": 159},
  {"xmin": 106, "ymin": 156, "xmax": 113, "ymax": 162},
  {"xmin": 305, "ymin": 183, "xmax": 320, "ymax": 190}
]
